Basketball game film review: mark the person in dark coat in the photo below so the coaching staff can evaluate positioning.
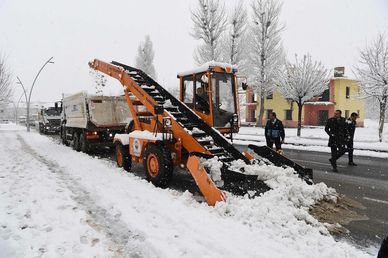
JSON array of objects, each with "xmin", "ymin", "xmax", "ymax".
[
  {"xmin": 378, "ymin": 235, "xmax": 388, "ymax": 258},
  {"xmin": 265, "ymin": 112, "xmax": 285, "ymax": 152},
  {"xmin": 325, "ymin": 110, "xmax": 347, "ymax": 172},
  {"xmin": 346, "ymin": 112, "xmax": 359, "ymax": 166}
]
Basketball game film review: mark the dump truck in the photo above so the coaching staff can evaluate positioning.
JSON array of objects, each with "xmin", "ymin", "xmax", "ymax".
[
  {"xmin": 38, "ymin": 102, "xmax": 61, "ymax": 134},
  {"xmin": 61, "ymin": 92, "xmax": 131, "ymax": 152},
  {"xmin": 89, "ymin": 59, "xmax": 313, "ymax": 206}
]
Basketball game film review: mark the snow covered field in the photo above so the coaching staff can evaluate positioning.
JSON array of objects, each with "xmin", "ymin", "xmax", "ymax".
[
  {"xmin": 0, "ymin": 124, "xmax": 376, "ymax": 257},
  {"xmin": 237, "ymin": 119, "xmax": 388, "ymax": 158}
]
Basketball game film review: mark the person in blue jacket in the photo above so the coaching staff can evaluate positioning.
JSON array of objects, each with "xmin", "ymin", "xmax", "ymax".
[{"xmin": 265, "ymin": 112, "xmax": 285, "ymax": 152}]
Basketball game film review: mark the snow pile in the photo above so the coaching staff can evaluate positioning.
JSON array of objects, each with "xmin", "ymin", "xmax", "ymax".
[{"xmin": 203, "ymin": 156, "xmax": 224, "ymax": 187}]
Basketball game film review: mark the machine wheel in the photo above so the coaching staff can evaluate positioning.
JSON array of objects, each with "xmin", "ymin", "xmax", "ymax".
[
  {"xmin": 79, "ymin": 133, "xmax": 89, "ymax": 153},
  {"xmin": 61, "ymin": 126, "xmax": 69, "ymax": 146},
  {"xmin": 143, "ymin": 143, "xmax": 173, "ymax": 188},
  {"xmin": 72, "ymin": 132, "xmax": 80, "ymax": 152},
  {"xmin": 38, "ymin": 124, "xmax": 43, "ymax": 134},
  {"xmin": 116, "ymin": 143, "xmax": 131, "ymax": 172}
]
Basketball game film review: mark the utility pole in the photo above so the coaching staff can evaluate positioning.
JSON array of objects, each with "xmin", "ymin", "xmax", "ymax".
[{"xmin": 16, "ymin": 56, "xmax": 54, "ymax": 132}]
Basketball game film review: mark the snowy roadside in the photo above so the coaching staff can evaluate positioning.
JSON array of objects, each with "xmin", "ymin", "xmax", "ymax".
[
  {"xmin": 237, "ymin": 119, "xmax": 388, "ymax": 159},
  {"xmin": 0, "ymin": 125, "xmax": 375, "ymax": 257}
]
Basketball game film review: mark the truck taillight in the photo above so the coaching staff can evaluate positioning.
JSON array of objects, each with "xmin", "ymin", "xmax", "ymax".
[{"xmin": 86, "ymin": 131, "xmax": 99, "ymax": 139}]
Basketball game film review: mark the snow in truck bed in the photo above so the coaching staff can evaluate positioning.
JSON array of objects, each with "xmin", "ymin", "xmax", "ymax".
[{"xmin": 0, "ymin": 124, "xmax": 374, "ymax": 257}]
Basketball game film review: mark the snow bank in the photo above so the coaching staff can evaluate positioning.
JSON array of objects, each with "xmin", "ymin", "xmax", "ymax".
[{"xmin": 0, "ymin": 128, "xmax": 374, "ymax": 258}]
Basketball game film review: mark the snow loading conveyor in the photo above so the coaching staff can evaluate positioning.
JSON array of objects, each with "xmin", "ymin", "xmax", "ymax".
[{"xmin": 88, "ymin": 59, "xmax": 313, "ymax": 206}]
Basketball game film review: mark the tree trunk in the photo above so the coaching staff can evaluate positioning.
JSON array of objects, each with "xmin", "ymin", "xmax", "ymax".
[
  {"xmin": 297, "ymin": 102, "xmax": 303, "ymax": 137},
  {"xmin": 378, "ymin": 96, "xmax": 387, "ymax": 142},
  {"xmin": 256, "ymin": 94, "xmax": 265, "ymax": 127}
]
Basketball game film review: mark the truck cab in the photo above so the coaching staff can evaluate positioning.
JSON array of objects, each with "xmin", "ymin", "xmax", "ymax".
[
  {"xmin": 38, "ymin": 102, "xmax": 62, "ymax": 134},
  {"xmin": 178, "ymin": 62, "xmax": 240, "ymax": 134}
]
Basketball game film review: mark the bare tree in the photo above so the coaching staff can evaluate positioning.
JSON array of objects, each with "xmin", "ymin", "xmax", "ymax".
[
  {"xmin": 354, "ymin": 34, "xmax": 388, "ymax": 142},
  {"xmin": 223, "ymin": 1, "xmax": 248, "ymax": 66},
  {"xmin": 277, "ymin": 54, "xmax": 330, "ymax": 136},
  {"xmin": 191, "ymin": 0, "xmax": 227, "ymax": 65},
  {"xmin": 248, "ymin": 0, "xmax": 285, "ymax": 127},
  {"xmin": 0, "ymin": 55, "xmax": 13, "ymax": 103},
  {"xmin": 135, "ymin": 35, "xmax": 157, "ymax": 79}
]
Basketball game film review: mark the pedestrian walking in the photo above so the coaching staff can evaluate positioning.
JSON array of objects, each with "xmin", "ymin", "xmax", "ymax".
[
  {"xmin": 346, "ymin": 112, "xmax": 359, "ymax": 166},
  {"xmin": 265, "ymin": 112, "xmax": 285, "ymax": 153},
  {"xmin": 325, "ymin": 110, "xmax": 347, "ymax": 172}
]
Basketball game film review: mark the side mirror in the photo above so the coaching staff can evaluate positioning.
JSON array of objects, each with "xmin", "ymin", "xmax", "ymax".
[
  {"xmin": 54, "ymin": 102, "xmax": 58, "ymax": 111},
  {"xmin": 241, "ymin": 82, "xmax": 248, "ymax": 90}
]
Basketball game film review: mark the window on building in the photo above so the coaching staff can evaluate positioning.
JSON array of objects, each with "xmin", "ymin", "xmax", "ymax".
[
  {"xmin": 266, "ymin": 109, "xmax": 273, "ymax": 119},
  {"xmin": 266, "ymin": 93, "xmax": 273, "ymax": 99},
  {"xmin": 346, "ymin": 87, "xmax": 350, "ymax": 99},
  {"xmin": 285, "ymin": 110, "xmax": 292, "ymax": 120},
  {"xmin": 320, "ymin": 89, "xmax": 330, "ymax": 101},
  {"xmin": 345, "ymin": 110, "xmax": 350, "ymax": 118}
]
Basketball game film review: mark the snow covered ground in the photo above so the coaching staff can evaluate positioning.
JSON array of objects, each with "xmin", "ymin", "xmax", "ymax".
[
  {"xmin": 0, "ymin": 123, "xmax": 376, "ymax": 257},
  {"xmin": 237, "ymin": 119, "xmax": 388, "ymax": 158}
]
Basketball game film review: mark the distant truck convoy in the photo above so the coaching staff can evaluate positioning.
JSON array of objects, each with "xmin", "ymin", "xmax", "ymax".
[
  {"xmin": 38, "ymin": 102, "xmax": 61, "ymax": 134},
  {"xmin": 61, "ymin": 92, "xmax": 131, "ymax": 152}
]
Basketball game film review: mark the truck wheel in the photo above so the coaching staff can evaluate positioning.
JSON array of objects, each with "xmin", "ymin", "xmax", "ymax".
[
  {"xmin": 116, "ymin": 143, "xmax": 131, "ymax": 172},
  {"xmin": 143, "ymin": 143, "xmax": 173, "ymax": 188},
  {"xmin": 73, "ymin": 133, "xmax": 80, "ymax": 152},
  {"xmin": 79, "ymin": 133, "xmax": 89, "ymax": 153},
  {"xmin": 61, "ymin": 126, "xmax": 69, "ymax": 146}
]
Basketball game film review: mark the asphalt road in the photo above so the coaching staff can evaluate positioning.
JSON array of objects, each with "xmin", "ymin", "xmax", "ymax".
[{"xmin": 234, "ymin": 144, "xmax": 388, "ymax": 248}]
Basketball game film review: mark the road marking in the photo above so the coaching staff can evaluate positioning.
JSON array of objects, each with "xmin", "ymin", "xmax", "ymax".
[
  {"xmin": 362, "ymin": 197, "xmax": 388, "ymax": 205},
  {"xmin": 291, "ymin": 158, "xmax": 346, "ymax": 168}
]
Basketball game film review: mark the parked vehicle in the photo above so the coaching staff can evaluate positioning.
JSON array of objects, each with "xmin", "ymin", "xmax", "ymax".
[
  {"xmin": 38, "ymin": 102, "xmax": 61, "ymax": 134},
  {"xmin": 61, "ymin": 92, "xmax": 130, "ymax": 152}
]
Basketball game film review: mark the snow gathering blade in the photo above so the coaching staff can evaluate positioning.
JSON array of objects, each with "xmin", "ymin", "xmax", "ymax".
[{"xmin": 248, "ymin": 144, "xmax": 313, "ymax": 184}]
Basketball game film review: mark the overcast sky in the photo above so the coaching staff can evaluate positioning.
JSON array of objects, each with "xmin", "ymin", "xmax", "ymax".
[{"xmin": 0, "ymin": 0, "xmax": 387, "ymax": 103}]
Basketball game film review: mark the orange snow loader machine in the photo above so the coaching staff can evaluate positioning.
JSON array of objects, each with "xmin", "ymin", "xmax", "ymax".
[{"xmin": 89, "ymin": 59, "xmax": 313, "ymax": 206}]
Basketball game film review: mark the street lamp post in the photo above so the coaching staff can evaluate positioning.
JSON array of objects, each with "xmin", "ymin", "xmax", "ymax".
[
  {"xmin": 12, "ymin": 92, "xmax": 25, "ymax": 124},
  {"xmin": 17, "ymin": 56, "xmax": 54, "ymax": 132}
]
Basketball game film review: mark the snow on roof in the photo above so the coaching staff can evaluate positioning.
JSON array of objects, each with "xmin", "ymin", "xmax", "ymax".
[{"xmin": 177, "ymin": 61, "xmax": 237, "ymax": 77}]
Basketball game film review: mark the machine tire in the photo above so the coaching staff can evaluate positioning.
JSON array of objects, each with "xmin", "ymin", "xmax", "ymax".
[
  {"xmin": 39, "ymin": 124, "xmax": 43, "ymax": 134},
  {"xmin": 143, "ymin": 143, "xmax": 173, "ymax": 188},
  {"xmin": 73, "ymin": 132, "xmax": 80, "ymax": 152},
  {"xmin": 115, "ymin": 143, "xmax": 131, "ymax": 172},
  {"xmin": 79, "ymin": 133, "xmax": 89, "ymax": 153}
]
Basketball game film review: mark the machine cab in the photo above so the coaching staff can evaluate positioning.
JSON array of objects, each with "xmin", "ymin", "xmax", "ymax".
[{"xmin": 178, "ymin": 62, "xmax": 239, "ymax": 134}]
